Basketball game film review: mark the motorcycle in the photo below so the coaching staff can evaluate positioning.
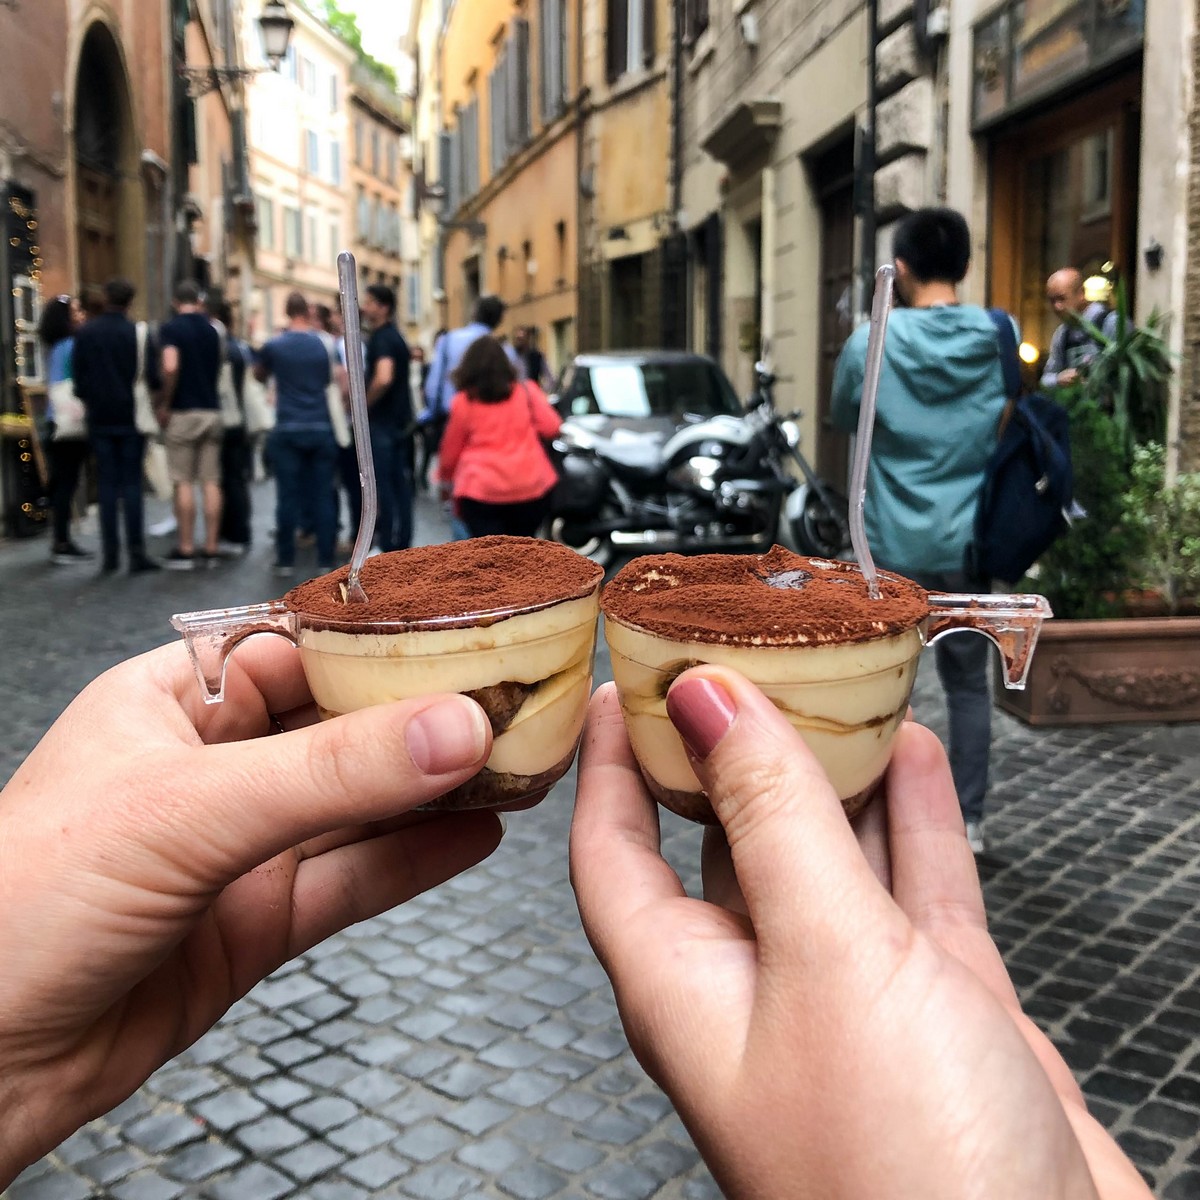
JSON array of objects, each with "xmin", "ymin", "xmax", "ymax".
[{"xmin": 545, "ymin": 362, "xmax": 851, "ymax": 565}]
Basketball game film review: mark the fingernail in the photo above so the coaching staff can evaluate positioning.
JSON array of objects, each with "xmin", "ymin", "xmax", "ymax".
[
  {"xmin": 666, "ymin": 676, "xmax": 737, "ymax": 761},
  {"xmin": 406, "ymin": 696, "xmax": 489, "ymax": 774}
]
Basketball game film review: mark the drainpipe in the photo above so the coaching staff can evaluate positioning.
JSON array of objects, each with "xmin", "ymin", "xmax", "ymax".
[
  {"xmin": 858, "ymin": 0, "xmax": 878, "ymax": 315},
  {"xmin": 670, "ymin": 0, "xmax": 683, "ymax": 226}
]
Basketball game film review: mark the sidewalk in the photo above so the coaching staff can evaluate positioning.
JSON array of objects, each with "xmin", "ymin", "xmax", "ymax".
[{"xmin": 2, "ymin": 484, "xmax": 1199, "ymax": 1197}]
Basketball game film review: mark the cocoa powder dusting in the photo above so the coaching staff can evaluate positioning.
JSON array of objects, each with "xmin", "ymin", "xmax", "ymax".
[
  {"xmin": 602, "ymin": 547, "xmax": 928, "ymax": 646},
  {"xmin": 284, "ymin": 536, "xmax": 603, "ymax": 626}
]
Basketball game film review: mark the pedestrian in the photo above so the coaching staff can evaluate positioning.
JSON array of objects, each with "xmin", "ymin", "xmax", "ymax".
[
  {"xmin": 1041, "ymin": 267, "xmax": 1120, "ymax": 390},
  {"xmin": 37, "ymin": 295, "xmax": 92, "ymax": 565},
  {"xmin": 159, "ymin": 280, "xmax": 223, "ymax": 570},
  {"xmin": 415, "ymin": 328, "xmax": 447, "ymax": 493},
  {"xmin": 512, "ymin": 324, "xmax": 554, "ymax": 390},
  {"xmin": 361, "ymin": 283, "xmax": 413, "ymax": 552},
  {"xmin": 312, "ymin": 302, "xmax": 352, "ymax": 553},
  {"xmin": 254, "ymin": 291, "xmax": 338, "ymax": 577},
  {"xmin": 436, "ymin": 334, "xmax": 561, "ymax": 537},
  {"xmin": 831, "ymin": 207, "xmax": 1014, "ymax": 855},
  {"xmin": 71, "ymin": 277, "xmax": 160, "ymax": 574},
  {"xmin": 209, "ymin": 297, "xmax": 253, "ymax": 557},
  {"xmin": 422, "ymin": 296, "xmax": 522, "ymax": 432},
  {"xmin": 0, "ymin": 639, "xmax": 1155, "ymax": 1200}
]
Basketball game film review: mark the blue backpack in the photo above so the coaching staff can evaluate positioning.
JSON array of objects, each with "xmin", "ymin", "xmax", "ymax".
[{"xmin": 964, "ymin": 311, "xmax": 1073, "ymax": 583}]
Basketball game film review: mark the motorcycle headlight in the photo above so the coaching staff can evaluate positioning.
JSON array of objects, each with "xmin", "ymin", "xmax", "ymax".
[{"xmin": 779, "ymin": 419, "xmax": 801, "ymax": 448}]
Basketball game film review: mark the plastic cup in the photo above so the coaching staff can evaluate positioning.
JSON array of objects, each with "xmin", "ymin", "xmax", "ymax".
[{"xmin": 603, "ymin": 558, "xmax": 1051, "ymax": 824}]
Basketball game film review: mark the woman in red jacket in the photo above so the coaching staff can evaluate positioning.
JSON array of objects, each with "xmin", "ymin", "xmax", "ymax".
[{"xmin": 437, "ymin": 334, "xmax": 562, "ymax": 537}]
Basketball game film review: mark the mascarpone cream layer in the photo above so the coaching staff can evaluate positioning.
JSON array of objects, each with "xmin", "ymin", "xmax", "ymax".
[
  {"xmin": 297, "ymin": 594, "xmax": 599, "ymax": 776},
  {"xmin": 606, "ymin": 617, "xmax": 922, "ymax": 800}
]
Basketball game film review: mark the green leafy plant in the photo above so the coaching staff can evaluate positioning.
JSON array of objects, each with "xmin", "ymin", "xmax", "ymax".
[
  {"xmin": 1028, "ymin": 386, "xmax": 1140, "ymax": 619},
  {"xmin": 317, "ymin": 0, "xmax": 400, "ymax": 90},
  {"xmin": 1078, "ymin": 279, "xmax": 1172, "ymax": 454},
  {"xmin": 1121, "ymin": 443, "xmax": 1200, "ymax": 615}
]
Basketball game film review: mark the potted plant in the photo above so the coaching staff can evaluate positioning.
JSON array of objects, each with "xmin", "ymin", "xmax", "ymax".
[{"xmin": 998, "ymin": 293, "xmax": 1200, "ymax": 725}]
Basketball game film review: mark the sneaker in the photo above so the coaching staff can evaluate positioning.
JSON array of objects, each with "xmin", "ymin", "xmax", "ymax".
[
  {"xmin": 129, "ymin": 555, "xmax": 162, "ymax": 573},
  {"xmin": 273, "ymin": 564, "xmax": 295, "ymax": 579},
  {"xmin": 965, "ymin": 821, "xmax": 986, "ymax": 856},
  {"xmin": 51, "ymin": 542, "xmax": 94, "ymax": 565},
  {"xmin": 218, "ymin": 540, "xmax": 250, "ymax": 557},
  {"xmin": 165, "ymin": 549, "xmax": 195, "ymax": 571},
  {"xmin": 149, "ymin": 516, "xmax": 178, "ymax": 537},
  {"xmin": 197, "ymin": 550, "xmax": 223, "ymax": 569}
]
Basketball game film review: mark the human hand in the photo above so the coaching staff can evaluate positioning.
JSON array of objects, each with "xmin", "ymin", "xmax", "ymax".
[
  {"xmin": 571, "ymin": 672, "xmax": 1151, "ymax": 1200},
  {"xmin": 0, "ymin": 637, "xmax": 501, "ymax": 1187},
  {"xmin": 1059, "ymin": 367, "xmax": 1079, "ymax": 385}
]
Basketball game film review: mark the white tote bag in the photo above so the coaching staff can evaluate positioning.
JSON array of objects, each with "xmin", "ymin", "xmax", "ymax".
[
  {"xmin": 50, "ymin": 377, "xmax": 87, "ymax": 440},
  {"xmin": 133, "ymin": 321, "xmax": 159, "ymax": 436}
]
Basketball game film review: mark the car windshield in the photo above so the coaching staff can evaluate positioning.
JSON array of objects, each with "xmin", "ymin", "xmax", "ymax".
[{"xmin": 559, "ymin": 359, "xmax": 742, "ymax": 420}]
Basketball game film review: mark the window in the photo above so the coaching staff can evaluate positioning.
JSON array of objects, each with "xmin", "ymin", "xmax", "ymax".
[
  {"xmin": 354, "ymin": 119, "xmax": 364, "ymax": 165},
  {"xmin": 371, "ymin": 196, "xmax": 382, "ymax": 247},
  {"xmin": 539, "ymin": 0, "xmax": 567, "ymax": 121},
  {"xmin": 255, "ymin": 194, "xmax": 275, "ymax": 251},
  {"xmin": 489, "ymin": 23, "xmax": 530, "ymax": 173},
  {"xmin": 329, "ymin": 73, "xmax": 339, "ymax": 113},
  {"xmin": 684, "ymin": 0, "xmax": 708, "ymax": 43},
  {"xmin": 284, "ymin": 44, "xmax": 297, "ymax": 81},
  {"xmin": 330, "ymin": 139, "xmax": 342, "ymax": 185},
  {"xmin": 300, "ymin": 56, "xmax": 318, "ymax": 96},
  {"xmin": 307, "ymin": 209, "xmax": 319, "ymax": 263},
  {"xmin": 283, "ymin": 205, "xmax": 302, "ymax": 259},
  {"xmin": 305, "ymin": 129, "xmax": 320, "ymax": 174},
  {"xmin": 461, "ymin": 95, "xmax": 480, "ymax": 197},
  {"xmin": 371, "ymin": 127, "xmax": 381, "ymax": 174},
  {"xmin": 606, "ymin": 0, "xmax": 655, "ymax": 80},
  {"xmin": 356, "ymin": 186, "xmax": 370, "ymax": 239},
  {"xmin": 389, "ymin": 202, "xmax": 401, "ymax": 255},
  {"xmin": 406, "ymin": 271, "xmax": 420, "ymax": 322},
  {"xmin": 386, "ymin": 137, "xmax": 397, "ymax": 184},
  {"xmin": 330, "ymin": 219, "xmax": 341, "ymax": 259}
]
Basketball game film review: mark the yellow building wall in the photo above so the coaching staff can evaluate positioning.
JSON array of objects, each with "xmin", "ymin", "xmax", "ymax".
[{"xmin": 593, "ymin": 83, "xmax": 670, "ymax": 248}]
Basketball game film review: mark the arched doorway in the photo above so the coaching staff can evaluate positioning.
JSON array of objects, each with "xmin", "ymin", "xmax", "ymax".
[{"xmin": 73, "ymin": 23, "xmax": 141, "ymax": 297}]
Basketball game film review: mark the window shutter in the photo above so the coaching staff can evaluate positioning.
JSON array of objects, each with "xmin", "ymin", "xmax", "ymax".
[
  {"xmin": 642, "ymin": 0, "xmax": 655, "ymax": 65},
  {"xmin": 490, "ymin": 63, "xmax": 503, "ymax": 171},
  {"xmin": 513, "ymin": 18, "xmax": 531, "ymax": 143},
  {"xmin": 606, "ymin": 0, "xmax": 626, "ymax": 82},
  {"xmin": 438, "ymin": 130, "xmax": 453, "ymax": 210},
  {"xmin": 555, "ymin": 0, "xmax": 567, "ymax": 111},
  {"xmin": 538, "ymin": 0, "xmax": 550, "ymax": 122}
]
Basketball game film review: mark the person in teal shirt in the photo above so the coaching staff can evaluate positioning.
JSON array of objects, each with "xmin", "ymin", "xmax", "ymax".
[{"xmin": 831, "ymin": 207, "xmax": 1012, "ymax": 855}]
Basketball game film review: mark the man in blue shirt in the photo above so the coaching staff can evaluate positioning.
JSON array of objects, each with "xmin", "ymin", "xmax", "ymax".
[
  {"xmin": 422, "ymin": 294, "xmax": 522, "ymax": 423},
  {"xmin": 254, "ymin": 292, "xmax": 336, "ymax": 577},
  {"xmin": 832, "ymin": 207, "xmax": 1011, "ymax": 856}
]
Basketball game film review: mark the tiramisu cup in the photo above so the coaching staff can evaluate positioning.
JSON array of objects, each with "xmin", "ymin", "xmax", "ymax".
[
  {"xmin": 602, "ymin": 546, "xmax": 1050, "ymax": 824},
  {"xmin": 171, "ymin": 537, "xmax": 604, "ymax": 811}
]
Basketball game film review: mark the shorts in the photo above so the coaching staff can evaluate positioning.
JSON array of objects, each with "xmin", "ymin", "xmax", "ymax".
[{"xmin": 165, "ymin": 410, "xmax": 224, "ymax": 485}]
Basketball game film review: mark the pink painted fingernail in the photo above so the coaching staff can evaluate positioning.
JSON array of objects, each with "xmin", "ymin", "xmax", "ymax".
[{"xmin": 666, "ymin": 677, "xmax": 737, "ymax": 761}]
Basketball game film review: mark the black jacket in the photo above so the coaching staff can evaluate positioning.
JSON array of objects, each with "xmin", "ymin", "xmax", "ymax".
[{"xmin": 72, "ymin": 311, "xmax": 140, "ymax": 429}]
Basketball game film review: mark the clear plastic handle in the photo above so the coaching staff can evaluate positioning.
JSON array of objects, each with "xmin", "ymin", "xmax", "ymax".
[
  {"xmin": 170, "ymin": 601, "xmax": 297, "ymax": 704},
  {"xmin": 923, "ymin": 592, "xmax": 1053, "ymax": 690}
]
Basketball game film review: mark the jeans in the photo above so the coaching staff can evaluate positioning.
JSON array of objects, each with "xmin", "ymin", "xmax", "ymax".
[
  {"xmin": 910, "ymin": 569, "xmax": 992, "ymax": 824},
  {"xmin": 368, "ymin": 429, "xmax": 413, "ymax": 552},
  {"xmin": 90, "ymin": 428, "xmax": 147, "ymax": 563},
  {"xmin": 269, "ymin": 428, "xmax": 338, "ymax": 567},
  {"xmin": 48, "ymin": 437, "xmax": 89, "ymax": 546},
  {"xmin": 219, "ymin": 425, "xmax": 252, "ymax": 546}
]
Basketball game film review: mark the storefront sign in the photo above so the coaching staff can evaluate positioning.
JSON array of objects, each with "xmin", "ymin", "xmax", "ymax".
[{"xmin": 972, "ymin": 0, "xmax": 1143, "ymax": 128}]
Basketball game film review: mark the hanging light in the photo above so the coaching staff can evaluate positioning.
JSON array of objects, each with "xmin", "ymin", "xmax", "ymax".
[{"xmin": 258, "ymin": 0, "xmax": 295, "ymax": 69}]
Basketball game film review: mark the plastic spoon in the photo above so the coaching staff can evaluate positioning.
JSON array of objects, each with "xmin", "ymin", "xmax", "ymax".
[
  {"xmin": 848, "ymin": 264, "xmax": 896, "ymax": 601},
  {"xmin": 337, "ymin": 251, "xmax": 376, "ymax": 604}
]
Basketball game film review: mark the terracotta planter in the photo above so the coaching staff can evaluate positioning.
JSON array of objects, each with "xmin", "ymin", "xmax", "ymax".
[{"xmin": 997, "ymin": 615, "xmax": 1200, "ymax": 726}]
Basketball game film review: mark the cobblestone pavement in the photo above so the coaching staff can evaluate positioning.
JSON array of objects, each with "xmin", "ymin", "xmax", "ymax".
[{"xmin": 3, "ymin": 483, "xmax": 1200, "ymax": 1198}]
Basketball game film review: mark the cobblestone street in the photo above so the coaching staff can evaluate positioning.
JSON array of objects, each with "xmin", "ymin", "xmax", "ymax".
[{"xmin": 3, "ymin": 484, "xmax": 1200, "ymax": 1198}]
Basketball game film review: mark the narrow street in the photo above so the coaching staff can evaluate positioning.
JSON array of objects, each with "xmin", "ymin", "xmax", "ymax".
[{"xmin": 3, "ymin": 486, "xmax": 1200, "ymax": 1198}]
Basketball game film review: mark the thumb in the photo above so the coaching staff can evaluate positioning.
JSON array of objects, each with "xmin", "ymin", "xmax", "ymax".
[
  {"xmin": 665, "ymin": 666, "xmax": 893, "ymax": 953},
  {"xmin": 112, "ymin": 693, "xmax": 492, "ymax": 889}
]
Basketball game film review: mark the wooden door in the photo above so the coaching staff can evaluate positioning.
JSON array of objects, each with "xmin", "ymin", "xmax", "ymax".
[
  {"xmin": 812, "ymin": 137, "xmax": 856, "ymax": 487},
  {"xmin": 76, "ymin": 166, "xmax": 119, "ymax": 292}
]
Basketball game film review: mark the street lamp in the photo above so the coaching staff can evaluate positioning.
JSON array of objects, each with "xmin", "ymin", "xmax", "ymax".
[{"xmin": 178, "ymin": 0, "xmax": 295, "ymax": 98}]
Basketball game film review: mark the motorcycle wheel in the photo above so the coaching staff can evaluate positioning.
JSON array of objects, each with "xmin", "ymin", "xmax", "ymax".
[
  {"xmin": 545, "ymin": 515, "xmax": 614, "ymax": 569},
  {"xmin": 794, "ymin": 489, "xmax": 851, "ymax": 558}
]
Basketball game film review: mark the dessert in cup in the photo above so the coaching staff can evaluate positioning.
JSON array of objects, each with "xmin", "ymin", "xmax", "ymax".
[
  {"xmin": 602, "ymin": 545, "xmax": 1051, "ymax": 824},
  {"xmin": 172, "ymin": 537, "xmax": 604, "ymax": 811}
]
